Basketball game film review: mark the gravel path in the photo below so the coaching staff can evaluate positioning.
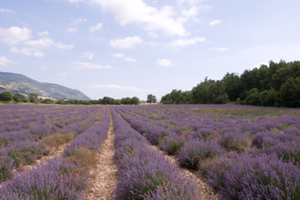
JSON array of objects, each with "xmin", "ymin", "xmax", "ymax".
[{"xmin": 85, "ymin": 109, "xmax": 118, "ymax": 200}]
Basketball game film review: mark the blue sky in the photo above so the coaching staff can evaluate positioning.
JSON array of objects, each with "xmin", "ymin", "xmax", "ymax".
[{"xmin": 0, "ymin": 0, "xmax": 300, "ymax": 101}]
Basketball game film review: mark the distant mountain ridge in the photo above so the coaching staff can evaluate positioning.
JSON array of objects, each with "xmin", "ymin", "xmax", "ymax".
[{"xmin": 0, "ymin": 71, "xmax": 91, "ymax": 100}]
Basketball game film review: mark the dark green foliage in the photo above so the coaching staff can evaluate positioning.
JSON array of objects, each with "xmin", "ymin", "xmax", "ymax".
[
  {"xmin": 0, "ymin": 91, "xmax": 13, "ymax": 101},
  {"xmin": 161, "ymin": 89, "xmax": 192, "ymax": 104},
  {"xmin": 66, "ymin": 99, "xmax": 75, "ymax": 104},
  {"xmin": 55, "ymin": 99, "xmax": 65, "ymax": 104},
  {"xmin": 245, "ymin": 88, "xmax": 260, "ymax": 106},
  {"xmin": 120, "ymin": 96, "xmax": 140, "ymax": 105},
  {"xmin": 191, "ymin": 78, "xmax": 228, "ymax": 104},
  {"xmin": 101, "ymin": 96, "xmax": 115, "ymax": 104},
  {"xmin": 161, "ymin": 60, "xmax": 300, "ymax": 108},
  {"xmin": 13, "ymin": 94, "xmax": 27, "ymax": 102},
  {"xmin": 147, "ymin": 94, "xmax": 157, "ymax": 103},
  {"xmin": 121, "ymin": 97, "xmax": 131, "ymax": 104},
  {"xmin": 279, "ymin": 77, "xmax": 300, "ymax": 108},
  {"xmin": 130, "ymin": 96, "xmax": 140, "ymax": 105},
  {"xmin": 42, "ymin": 99, "xmax": 53, "ymax": 104},
  {"xmin": 28, "ymin": 93, "xmax": 38, "ymax": 103}
]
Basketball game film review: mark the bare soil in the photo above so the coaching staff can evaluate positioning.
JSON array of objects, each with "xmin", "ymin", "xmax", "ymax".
[{"xmin": 85, "ymin": 110, "xmax": 118, "ymax": 200}]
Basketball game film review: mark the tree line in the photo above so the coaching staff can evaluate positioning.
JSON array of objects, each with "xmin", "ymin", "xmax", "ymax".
[
  {"xmin": 0, "ymin": 92, "xmax": 144, "ymax": 105},
  {"xmin": 161, "ymin": 60, "xmax": 300, "ymax": 108}
]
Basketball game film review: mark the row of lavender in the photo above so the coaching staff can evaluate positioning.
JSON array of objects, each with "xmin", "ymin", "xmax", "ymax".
[
  {"xmin": 0, "ymin": 105, "xmax": 100, "ymax": 134},
  {"xmin": 0, "ymin": 105, "xmax": 104, "ymax": 182},
  {"xmin": 111, "ymin": 108, "xmax": 199, "ymax": 199},
  {"xmin": 0, "ymin": 107, "xmax": 111, "ymax": 199},
  {"xmin": 114, "ymin": 105, "xmax": 300, "ymax": 200}
]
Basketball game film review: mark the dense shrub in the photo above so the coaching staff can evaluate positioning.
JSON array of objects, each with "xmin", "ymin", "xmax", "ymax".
[
  {"xmin": 0, "ymin": 158, "xmax": 90, "ymax": 199},
  {"xmin": 218, "ymin": 132, "xmax": 251, "ymax": 152},
  {"xmin": 207, "ymin": 153, "xmax": 300, "ymax": 200},
  {"xmin": 178, "ymin": 140, "xmax": 224, "ymax": 169},
  {"xmin": 158, "ymin": 134, "xmax": 185, "ymax": 155}
]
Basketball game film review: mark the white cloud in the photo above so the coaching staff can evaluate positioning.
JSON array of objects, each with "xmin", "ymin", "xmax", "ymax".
[
  {"xmin": 168, "ymin": 37, "xmax": 205, "ymax": 47},
  {"xmin": 0, "ymin": 26, "xmax": 32, "ymax": 46},
  {"xmin": 54, "ymin": 42, "xmax": 74, "ymax": 50},
  {"xmin": 33, "ymin": 52, "xmax": 45, "ymax": 57},
  {"xmin": 181, "ymin": 6, "xmax": 199, "ymax": 19},
  {"xmin": 70, "ymin": 0, "xmax": 188, "ymax": 36},
  {"xmin": 0, "ymin": 26, "xmax": 72, "ymax": 57},
  {"xmin": 208, "ymin": 47, "xmax": 230, "ymax": 51},
  {"xmin": 71, "ymin": 62, "xmax": 111, "ymax": 70},
  {"xmin": 145, "ymin": 41, "xmax": 158, "ymax": 46},
  {"xmin": 10, "ymin": 46, "xmax": 45, "ymax": 57},
  {"xmin": 0, "ymin": 8, "xmax": 16, "ymax": 14},
  {"xmin": 69, "ymin": 18, "xmax": 87, "ymax": 26},
  {"xmin": 0, "ymin": 57, "xmax": 19, "ymax": 66},
  {"xmin": 111, "ymin": 53, "xmax": 124, "ymax": 58},
  {"xmin": 156, "ymin": 59, "xmax": 172, "ymax": 67},
  {"xmin": 23, "ymin": 37, "xmax": 54, "ymax": 48},
  {"xmin": 147, "ymin": 32, "xmax": 159, "ymax": 38},
  {"xmin": 125, "ymin": 57, "xmax": 137, "ymax": 62},
  {"xmin": 82, "ymin": 52, "xmax": 94, "ymax": 59},
  {"xmin": 209, "ymin": 19, "xmax": 222, "ymax": 26},
  {"xmin": 90, "ymin": 84, "xmax": 154, "ymax": 92},
  {"xmin": 38, "ymin": 31, "xmax": 49, "ymax": 37},
  {"xmin": 110, "ymin": 36, "xmax": 143, "ymax": 49},
  {"xmin": 66, "ymin": 28, "xmax": 78, "ymax": 33},
  {"xmin": 89, "ymin": 23, "xmax": 102, "ymax": 32}
]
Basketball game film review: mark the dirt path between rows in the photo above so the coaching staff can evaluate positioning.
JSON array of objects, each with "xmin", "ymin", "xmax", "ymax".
[
  {"xmin": 85, "ymin": 109, "xmax": 118, "ymax": 200},
  {"xmin": 148, "ymin": 145, "xmax": 221, "ymax": 200},
  {"xmin": 114, "ymin": 109, "xmax": 221, "ymax": 200}
]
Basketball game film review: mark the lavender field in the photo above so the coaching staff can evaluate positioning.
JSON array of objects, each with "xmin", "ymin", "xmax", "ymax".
[{"xmin": 1, "ymin": 104, "xmax": 300, "ymax": 199}]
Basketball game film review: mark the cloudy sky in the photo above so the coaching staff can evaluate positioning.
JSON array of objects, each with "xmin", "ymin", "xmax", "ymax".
[{"xmin": 0, "ymin": 0, "xmax": 300, "ymax": 101}]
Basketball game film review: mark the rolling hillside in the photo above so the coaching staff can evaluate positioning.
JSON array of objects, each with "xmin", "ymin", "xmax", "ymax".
[{"xmin": 0, "ymin": 72, "xmax": 90, "ymax": 100}]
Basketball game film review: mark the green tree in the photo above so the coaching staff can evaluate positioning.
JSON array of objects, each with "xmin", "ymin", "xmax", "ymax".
[
  {"xmin": 147, "ymin": 94, "xmax": 157, "ymax": 104},
  {"xmin": 223, "ymin": 72, "xmax": 241, "ymax": 101},
  {"xmin": 245, "ymin": 88, "xmax": 260, "ymax": 106},
  {"xmin": 67, "ymin": 99, "xmax": 75, "ymax": 104},
  {"xmin": 55, "ymin": 99, "xmax": 65, "ymax": 104},
  {"xmin": 13, "ymin": 94, "xmax": 27, "ymax": 103},
  {"xmin": 279, "ymin": 77, "xmax": 300, "ymax": 107},
  {"xmin": 130, "ymin": 96, "xmax": 140, "ymax": 105},
  {"xmin": 1, "ymin": 92, "xmax": 13, "ymax": 101},
  {"xmin": 192, "ymin": 77, "xmax": 211, "ymax": 104},
  {"xmin": 121, "ymin": 97, "xmax": 131, "ymax": 105},
  {"xmin": 28, "ymin": 93, "xmax": 39, "ymax": 103},
  {"xmin": 102, "ymin": 96, "xmax": 115, "ymax": 104},
  {"xmin": 115, "ymin": 99, "xmax": 121, "ymax": 105},
  {"xmin": 221, "ymin": 93, "xmax": 230, "ymax": 104},
  {"xmin": 42, "ymin": 99, "xmax": 53, "ymax": 104}
]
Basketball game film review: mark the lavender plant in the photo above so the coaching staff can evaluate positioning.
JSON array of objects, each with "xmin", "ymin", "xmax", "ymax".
[
  {"xmin": 207, "ymin": 153, "xmax": 300, "ymax": 200},
  {"xmin": 178, "ymin": 140, "xmax": 224, "ymax": 169},
  {"xmin": 0, "ymin": 158, "xmax": 90, "ymax": 199},
  {"xmin": 218, "ymin": 132, "xmax": 251, "ymax": 152},
  {"xmin": 111, "ymin": 108, "xmax": 199, "ymax": 200}
]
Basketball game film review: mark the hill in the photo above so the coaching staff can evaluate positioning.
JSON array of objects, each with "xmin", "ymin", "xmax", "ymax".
[{"xmin": 0, "ymin": 71, "xmax": 90, "ymax": 100}]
